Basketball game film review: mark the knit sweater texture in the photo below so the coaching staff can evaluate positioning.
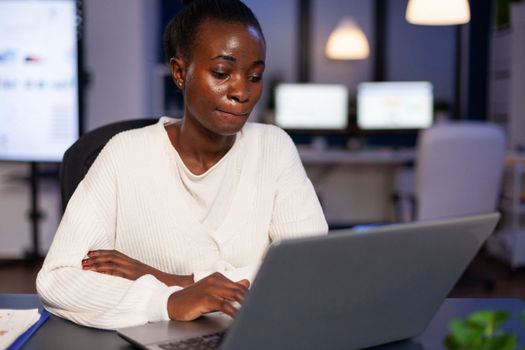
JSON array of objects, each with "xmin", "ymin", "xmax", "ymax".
[{"xmin": 36, "ymin": 117, "xmax": 328, "ymax": 329}]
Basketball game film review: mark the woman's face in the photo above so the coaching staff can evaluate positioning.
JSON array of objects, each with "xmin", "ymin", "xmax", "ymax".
[{"xmin": 175, "ymin": 18, "xmax": 266, "ymax": 137}]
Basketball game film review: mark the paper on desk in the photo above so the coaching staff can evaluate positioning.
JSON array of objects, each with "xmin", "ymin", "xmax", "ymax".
[{"xmin": 0, "ymin": 309, "xmax": 40, "ymax": 350}]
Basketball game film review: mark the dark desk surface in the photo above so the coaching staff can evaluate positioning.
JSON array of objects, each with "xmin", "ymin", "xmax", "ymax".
[{"xmin": 1, "ymin": 294, "xmax": 524, "ymax": 350}]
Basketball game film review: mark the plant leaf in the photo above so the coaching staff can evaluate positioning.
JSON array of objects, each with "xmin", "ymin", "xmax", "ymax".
[
  {"xmin": 448, "ymin": 319, "xmax": 484, "ymax": 345},
  {"xmin": 468, "ymin": 310, "xmax": 510, "ymax": 328},
  {"xmin": 482, "ymin": 334, "xmax": 517, "ymax": 350}
]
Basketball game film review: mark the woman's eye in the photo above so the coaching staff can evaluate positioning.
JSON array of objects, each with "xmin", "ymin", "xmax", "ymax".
[
  {"xmin": 212, "ymin": 71, "xmax": 228, "ymax": 79},
  {"xmin": 249, "ymin": 75, "xmax": 262, "ymax": 82}
]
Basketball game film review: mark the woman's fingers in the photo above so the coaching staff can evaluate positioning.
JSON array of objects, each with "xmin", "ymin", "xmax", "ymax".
[
  {"xmin": 82, "ymin": 250, "xmax": 164, "ymax": 282},
  {"xmin": 85, "ymin": 250, "xmax": 129, "ymax": 265},
  {"xmin": 206, "ymin": 275, "xmax": 248, "ymax": 303},
  {"xmin": 82, "ymin": 250, "xmax": 135, "ymax": 277},
  {"xmin": 215, "ymin": 298, "xmax": 238, "ymax": 318},
  {"xmin": 220, "ymin": 285, "xmax": 247, "ymax": 303},
  {"xmin": 236, "ymin": 279, "xmax": 250, "ymax": 289},
  {"xmin": 167, "ymin": 273, "xmax": 251, "ymax": 321}
]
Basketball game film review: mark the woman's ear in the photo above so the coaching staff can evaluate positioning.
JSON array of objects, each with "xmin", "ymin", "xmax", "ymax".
[{"xmin": 169, "ymin": 57, "xmax": 187, "ymax": 90}]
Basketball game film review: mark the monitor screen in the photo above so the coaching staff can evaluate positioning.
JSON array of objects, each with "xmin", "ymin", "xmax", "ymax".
[
  {"xmin": 0, "ymin": 0, "xmax": 81, "ymax": 162},
  {"xmin": 357, "ymin": 81, "xmax": 433, "ymax": 130},
  {"xmin": 275, "ymin": 83, "xmax": 349, "ymax": 131}
]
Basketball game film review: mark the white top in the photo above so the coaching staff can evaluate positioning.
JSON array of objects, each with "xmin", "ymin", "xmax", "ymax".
[
  {"xmin": 170, "ymin": 120, "xmax": 238, "ymax": 230},
  {"xmin": 36, "ymin": 117, "xmax": 328, "ymax": 330}
]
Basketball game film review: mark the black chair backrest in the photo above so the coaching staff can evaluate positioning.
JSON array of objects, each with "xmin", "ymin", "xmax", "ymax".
[{"xmin": 60, "ymin": 118, "xmax": 157, "ymax": 212}]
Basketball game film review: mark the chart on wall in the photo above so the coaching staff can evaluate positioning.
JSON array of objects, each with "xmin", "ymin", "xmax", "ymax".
[{"xmin": 0, "ymin": 0, "xmax": 80, "ymax": 162}]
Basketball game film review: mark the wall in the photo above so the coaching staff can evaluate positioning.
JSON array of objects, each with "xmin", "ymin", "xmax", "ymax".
[
  {"xmin": 509, "ymin": 2, "xmax": 525, "ymax": 150},
  {"xmin": 85, "ymin": 0, "xmax": 159, "ymax": 130},
  {"xmin": 311, "ymin": 0, "xmax": 373, "ymax": 94},
  {"xmin": 386, "ymin": 0, "xmax": 456, "ymax": 103}
]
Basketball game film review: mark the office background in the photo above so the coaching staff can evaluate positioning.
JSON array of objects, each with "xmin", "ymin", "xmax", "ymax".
[{"xmin": 0, "ymin": 0, "xmax": 524, "ymax": 259}]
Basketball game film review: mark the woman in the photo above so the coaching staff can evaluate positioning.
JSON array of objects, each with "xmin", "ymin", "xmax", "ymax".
[{"xmin": 37, "ymin": 0, "xmax": 328, "ymax": 330}]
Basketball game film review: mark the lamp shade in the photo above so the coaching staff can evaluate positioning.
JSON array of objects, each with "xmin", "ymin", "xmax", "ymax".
[
  {"xmin": 325, "ymin": 19, "xmax": 369, "ymax": 60},
  {"xmin": 406, "ymin": 0, "xmax": 470, "ymax": 25}
]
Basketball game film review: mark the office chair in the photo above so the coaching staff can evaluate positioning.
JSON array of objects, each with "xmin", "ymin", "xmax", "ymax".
[
  {"xmin": 393, "ymin": 122, "xmax": 506, "ymax": 222},
  {"xmin": 60, "ymin": 118, "xmax": 157, "ymax": 212},
  {"xmin": 414, "ymin": 121, "xmax": 506, "ymax": 221},
  {"xmin": 415, "ymin": 122, "xmax": 507, "ymax": 290}
]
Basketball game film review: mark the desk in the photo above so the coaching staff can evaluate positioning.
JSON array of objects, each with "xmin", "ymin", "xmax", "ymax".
[
  {"xmin": 298, "ymin": 148, "xmax": 416, "ymax": 166},
  {"xmin": 2, "ymin": 294, "xmax": 524, "ymax": 349},
  {"xmin": 298, "ymin": 148, "xmax": 416, "ymax": 224}
]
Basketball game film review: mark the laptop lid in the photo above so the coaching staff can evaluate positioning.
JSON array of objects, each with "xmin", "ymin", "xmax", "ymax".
[{"xmin": 118, "ymin": 212, "xmax": 500, "ymax": 350}]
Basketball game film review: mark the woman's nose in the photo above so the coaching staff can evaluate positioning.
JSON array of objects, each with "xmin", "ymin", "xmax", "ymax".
[{"xmin": 228, "ymin": 76, "xmax": 249, "ymax": 103}]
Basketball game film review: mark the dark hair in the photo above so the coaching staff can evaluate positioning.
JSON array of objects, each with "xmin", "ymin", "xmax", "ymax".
[{"xmin": 163, "ymin": 0, "xmax": 264, "ymax": 61}]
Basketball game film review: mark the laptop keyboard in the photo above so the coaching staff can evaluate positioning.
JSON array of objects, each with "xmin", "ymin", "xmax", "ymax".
[{"xmin": 158, "ymin": 331, "xmax": 225, "ymax": 350}]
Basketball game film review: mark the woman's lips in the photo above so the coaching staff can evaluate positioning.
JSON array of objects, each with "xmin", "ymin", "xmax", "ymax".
[{"xmin": 216, "ymin": 109, "xmax": 249, "ymax": 118}]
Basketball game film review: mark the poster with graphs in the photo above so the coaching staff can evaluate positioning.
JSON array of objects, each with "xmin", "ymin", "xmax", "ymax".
[{"xmin": 0, "ymin": 0, "xmax": 80, "ymax": 161}]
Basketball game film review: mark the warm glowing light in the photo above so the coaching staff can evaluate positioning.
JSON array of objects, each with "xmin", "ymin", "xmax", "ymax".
[
  {"xmin": 325, "ymin": 19, "xmax": 369, "ymax": 60},
  {"xmin": 406, "ymin": 0, "xmax": 470, "ymax": 25}
]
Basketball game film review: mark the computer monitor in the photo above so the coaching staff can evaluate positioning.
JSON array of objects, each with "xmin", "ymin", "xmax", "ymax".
[
  {"xmin": 275, "ymin": 83, "xmax": 349, "ymax": 132},
  {"xmin": 0, "ymin": 0, "xmax": 82, "ymax": 162},
  {"xmin": 357, "ymin": 81, "xmax": 433, "ymax": 131}
]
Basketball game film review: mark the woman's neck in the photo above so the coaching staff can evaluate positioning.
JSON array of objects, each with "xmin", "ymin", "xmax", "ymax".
[{"xmin": 166, "ymin": 118, "xmax": 236, "ymax": 175}]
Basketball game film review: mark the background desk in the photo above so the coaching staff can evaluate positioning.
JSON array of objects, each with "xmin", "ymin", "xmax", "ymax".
[
  {"xmin": 2, "ymin": 294, "xmax": 524, "ymax": 349},
  {"xmin": 298, "ymin": 148, "xmax": 416, "ymax": 166},
  {"xmin": 298, "ymin": 148, "xmax": 416, "ymax": 225}
]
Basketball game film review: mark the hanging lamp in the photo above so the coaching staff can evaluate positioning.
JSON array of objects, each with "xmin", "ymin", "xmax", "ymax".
[
  {"xmin": 406, "ymin": 0, "xmax": 470, "ymax": 25},
  {"xmin": 325, "ymin": 18, "xmax": 370, "ymax": 60}
]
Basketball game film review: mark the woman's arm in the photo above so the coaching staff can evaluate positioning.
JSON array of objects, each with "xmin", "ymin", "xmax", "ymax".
[
  {"xmin": 81, "ymin": 250, "xmax": 194, "ymax": 288},
  {"xmin": 38, "ymin": 135, "xmax": 253, "ymax": 328},
  {"xmin": 80, "ymin": 250, "xmax": 252, "ymax": 320},
  {"xmin": 37, "ymin": 137, "xmax": 180, "ymax": 330},
  {"xmin": 268, "ymin": 129, "xmax": 329, "ymax": 240}
]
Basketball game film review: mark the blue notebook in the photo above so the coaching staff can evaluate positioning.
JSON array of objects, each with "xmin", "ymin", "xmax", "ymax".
[{"xmin": 7, "ymin": 310, "xmax": 50, "ymax": 350}]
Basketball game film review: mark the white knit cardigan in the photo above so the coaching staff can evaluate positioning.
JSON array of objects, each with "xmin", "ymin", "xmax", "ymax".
[{"xmin": 37, "ymin": 117, "xmax": 328, "ymax": 329}]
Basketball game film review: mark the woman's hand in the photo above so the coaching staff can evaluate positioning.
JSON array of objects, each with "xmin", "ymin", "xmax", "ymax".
[
  {"xmin": 167, "ymin": 272, "xmax": 250, "ymax": 321},
  {"xmin": 82, "ymin": 250, "xmax": 193, "ymax": 288}
]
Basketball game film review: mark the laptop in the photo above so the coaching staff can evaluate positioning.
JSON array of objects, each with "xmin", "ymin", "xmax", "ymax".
[{"xmin": 118, "ymin": 212, "xmax": 500, "ymax": 350}]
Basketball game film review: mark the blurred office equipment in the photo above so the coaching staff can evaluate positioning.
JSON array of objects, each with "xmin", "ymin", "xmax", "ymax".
[
  {"xmin": 275, "ymin": 83, "xmax": 349, "ymax": 149},
  {"xmin": 393, "ymin": 122, "xmax": 506, "ymax": 222},
  {"xmin": 0, "ymin": 0, "xmax": 83, "ymax": 260},
  {"xmin": 353, "ymin": 81, "xmax": 433, "ymax": 149},
  {"xmin": 60, "ymin": 119, "xmax": 156, "ymax": 212},
  {"xmin": 487, "ymin": 153, "xmax": 525, "ymax": 268},
  {"xmin": 405, "ymin": 0, "xmax": 471, "ymax": 25},
  {"xmin": 325, "ymin": 18, "xmax": 369, "ymax": 60},
  {"xmin": 0, "ymin": 0, "xmax": 83, "ymax": 162},
  {"xmin": 357, "ymin": 81, "xmax": 433, "ymax": 131},
  {"xmin": 487, "ymin": 6, "xmax": 525, "ymax": 266}
]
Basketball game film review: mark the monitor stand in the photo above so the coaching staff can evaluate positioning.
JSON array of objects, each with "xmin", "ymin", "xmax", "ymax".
[{"xmin": 310, "ymin": 135, "xmax": 329, "ymax": 151}]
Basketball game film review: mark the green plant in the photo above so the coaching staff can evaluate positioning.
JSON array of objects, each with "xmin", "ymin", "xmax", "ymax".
[{"xmin": 444, "ymin": 310, "xmax": 517, "ymax": 350}]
